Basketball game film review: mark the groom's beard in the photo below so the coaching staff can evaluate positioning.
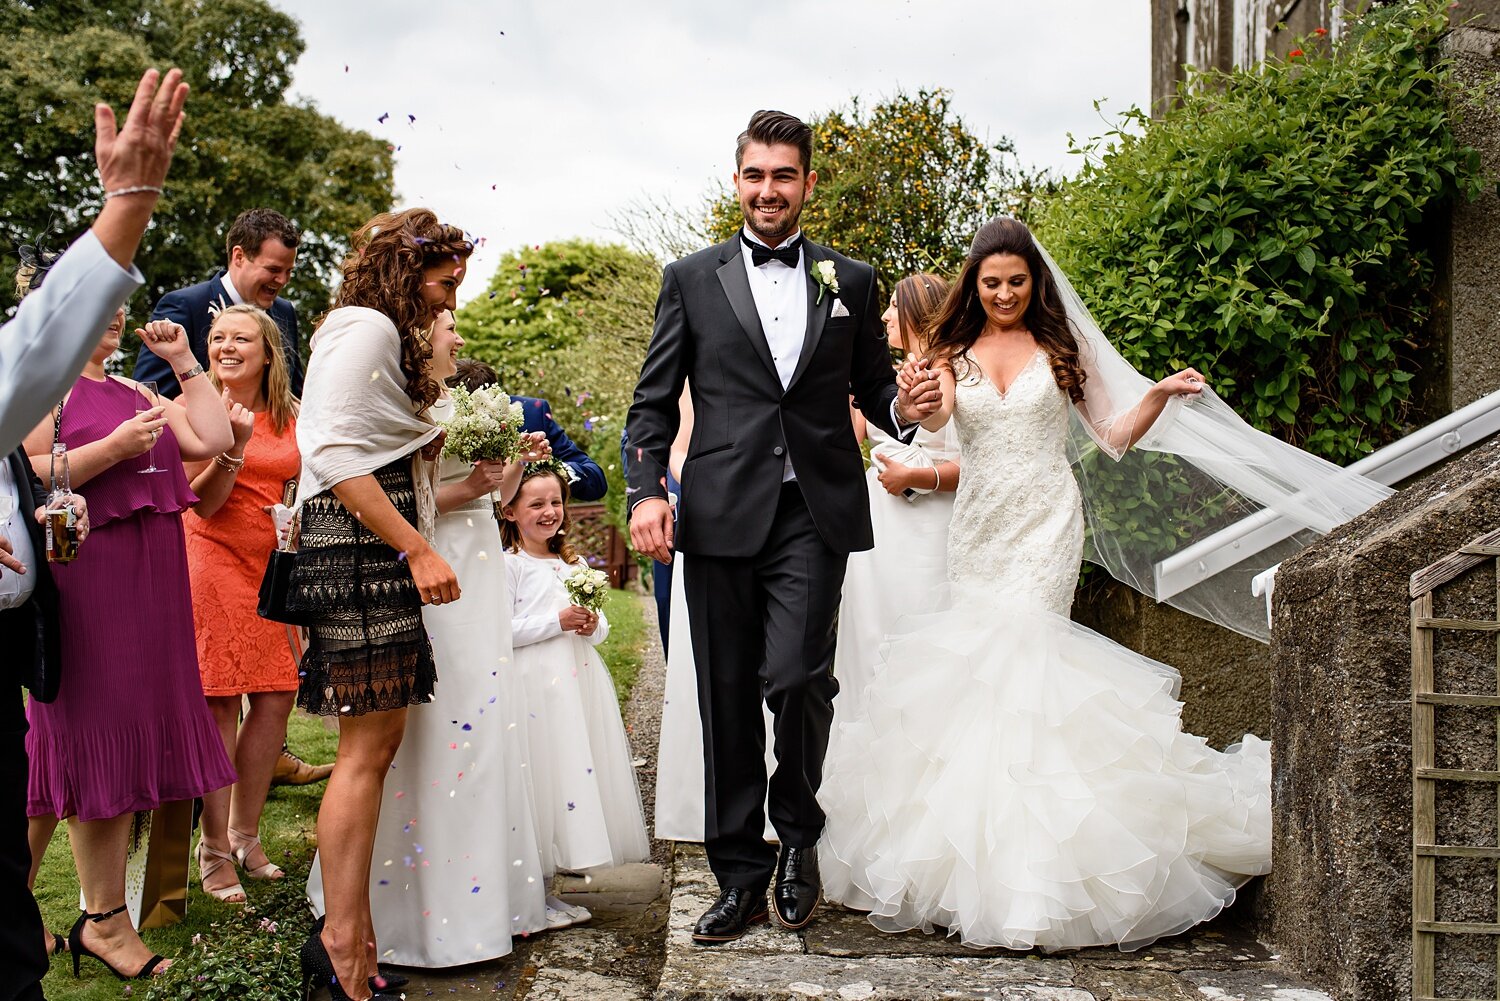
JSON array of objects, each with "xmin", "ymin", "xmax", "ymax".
[{"xmin": 742, "ymin": 201, "xmax": 801, "ymax": 247}]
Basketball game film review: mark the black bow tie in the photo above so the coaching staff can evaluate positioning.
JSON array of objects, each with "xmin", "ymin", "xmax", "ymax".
[{"xmin": 743, "ymin": 235, "xmax": 802, "ymax": 269}]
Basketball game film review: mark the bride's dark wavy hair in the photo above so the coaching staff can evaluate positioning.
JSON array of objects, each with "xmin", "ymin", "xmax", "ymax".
[
  {"xmin": 325, "ymin": 208, "xmax": 473, "ymax": 412},
  {"xmin": 923, "ymin": 217, "xmax": 1086, "ymax": 404}
]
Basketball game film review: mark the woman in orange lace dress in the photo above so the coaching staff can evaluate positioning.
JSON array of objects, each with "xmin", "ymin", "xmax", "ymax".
[{"xmin": 183, "ymin": 304, "xmax": 300, "ymax": 903}]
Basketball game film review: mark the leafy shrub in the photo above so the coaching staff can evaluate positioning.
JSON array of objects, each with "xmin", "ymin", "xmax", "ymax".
[
  {"xmin": 1036, "ymin": 0, "xmax": 1482, "ymax": 467},
  {"xmin": 141, "ymin": 855, "xmax": 316, "ymax": 1001}
]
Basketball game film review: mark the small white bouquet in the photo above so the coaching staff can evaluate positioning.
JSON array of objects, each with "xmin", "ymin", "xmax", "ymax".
[
  {"xmin": 564, "ymin": 564, "xmax": 610, "ymax": 613},
  {"xmin": 441, "ymin": 384, "xmax": 527, "ymax": 463}
]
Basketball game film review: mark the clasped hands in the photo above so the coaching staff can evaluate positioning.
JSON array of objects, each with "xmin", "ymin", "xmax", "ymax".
[{"xmin": 895, "ymin": 355, "xmax": 941, "ymax": 426}]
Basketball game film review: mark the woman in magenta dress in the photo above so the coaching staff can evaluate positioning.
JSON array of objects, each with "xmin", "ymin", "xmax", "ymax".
[{"xmin": 21, "ymin": 310, "xmax": 235, "ymax": 981}]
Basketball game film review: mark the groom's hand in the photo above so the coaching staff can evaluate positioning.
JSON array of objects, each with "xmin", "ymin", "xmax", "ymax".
[
  {"xmin": 896, "ymin": 355, "xmax": 941, "ymax": 424},
  {"xmin": 629, "ymin": 496, "xmax": 674, "ymax": 564}
]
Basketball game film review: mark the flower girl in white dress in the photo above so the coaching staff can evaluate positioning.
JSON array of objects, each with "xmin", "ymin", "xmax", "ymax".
[{"xmin": 503, "ymin": 464, "xmax": 649, "ymax": 907}]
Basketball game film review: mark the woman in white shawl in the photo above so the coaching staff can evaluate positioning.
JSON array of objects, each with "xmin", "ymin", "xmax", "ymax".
[{"xmin": 289, "ymin": 209, "xmax": 471, "ymax": 1001}]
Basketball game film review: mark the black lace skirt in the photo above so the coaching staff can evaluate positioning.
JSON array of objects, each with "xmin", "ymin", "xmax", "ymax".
[{"xmin": 288, "ymin": 457, "xmax": 436, "ymax": 717}]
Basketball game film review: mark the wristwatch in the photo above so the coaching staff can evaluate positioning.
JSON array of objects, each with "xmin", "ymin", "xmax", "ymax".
[{"xmin": 176, "ymin": 363, "xmax": 205, "ymax": 384}]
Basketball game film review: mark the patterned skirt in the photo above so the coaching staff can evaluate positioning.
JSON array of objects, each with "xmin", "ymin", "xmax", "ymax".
[{"xmin": 288, "ymin": 456, "xmax": 436, "ymax": 717}]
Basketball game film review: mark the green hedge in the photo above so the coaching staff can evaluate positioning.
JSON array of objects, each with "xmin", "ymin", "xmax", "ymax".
[{"xmin": 1036, "ymin": 0, "xmax": 1482, "ymax": 466}]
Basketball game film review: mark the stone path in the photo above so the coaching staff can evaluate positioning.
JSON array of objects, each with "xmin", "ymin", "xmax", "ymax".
[
  {"xmin": 373, "ymin": 595, "xmax": 1340, "ymax": 1000},
  {"xmin": 657, "ymin": 845, "xmax": 1335, "ymax": 1001}
]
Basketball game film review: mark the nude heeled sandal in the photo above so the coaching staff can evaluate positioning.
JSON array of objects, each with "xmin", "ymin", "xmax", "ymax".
[
  {"xmin": 195, "ymin": 841, "xmax": 247, "ymax": 903},
  {"xmin": 228, "ymin": 827, "xmax": 284, "ymax": 881}
]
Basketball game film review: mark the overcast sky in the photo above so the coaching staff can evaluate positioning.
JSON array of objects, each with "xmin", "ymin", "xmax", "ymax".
[{"xmin": 268, "ymin": 0, "xmax": 1150, "ymax": 302}]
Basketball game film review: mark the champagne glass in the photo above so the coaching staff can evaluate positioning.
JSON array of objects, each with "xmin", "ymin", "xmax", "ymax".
[{"xmin": 137, "ymin": 380, "xmax": 164, "ymax": 474}]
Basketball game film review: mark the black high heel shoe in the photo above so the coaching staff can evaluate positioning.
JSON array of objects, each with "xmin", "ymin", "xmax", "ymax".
[
  {"xmin": 309, "ymin": 914, "xmax": 410, "ymax": 992},
  {"xmin": 300, "ymin": 930, "xmax": 405, "ymax": 1001},
  {"xmin": 68, "ymin": 905, "xmax": 167, "ymax": 980}
]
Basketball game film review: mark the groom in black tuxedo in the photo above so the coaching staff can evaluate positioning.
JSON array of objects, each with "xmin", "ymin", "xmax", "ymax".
[{"xmin": 627, "ymin": 110, "xmax": 940, "ymax": 942}]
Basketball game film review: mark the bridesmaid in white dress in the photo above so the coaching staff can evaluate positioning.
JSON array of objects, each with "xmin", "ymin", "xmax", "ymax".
[
  {"xmin": 818, "ymin": 219, "xmax": 1272, "ymax": 953},
  {"xmin": 503, "ymin": 466, "xmax": 649, "ymax": 876},
  {"xmin": 832, "ymin": 274, "xmax": 960, "ymax": 727},
  {"xmin": 309, "ymin": 313, "xmax": 550, "ymax": 968}
]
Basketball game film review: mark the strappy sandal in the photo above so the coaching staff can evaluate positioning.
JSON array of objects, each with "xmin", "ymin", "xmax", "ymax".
[
  {"xmin": 197, "ymin": 840, "xmax": 247, "ymax": 903},
  {"xmin": 68, "ymin": 904, "xmax": 170, "ymax": 980},
  {"xmin": 228, "ymin": 827, "xmax": 284, "ymax": 881}
]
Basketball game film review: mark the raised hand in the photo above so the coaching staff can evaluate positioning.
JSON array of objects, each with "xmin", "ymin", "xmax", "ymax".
[
  {"xmin": 224, "ymin": 390, "xmax": 255, "ymax": 450},
  {"xmin": 896, "ymin": 354, "xmax": 941, "ymax": 424},
  {"xmin": 1156, "ymin": 368, "xmax": 1207, "ymax": 398},
  {"xmin": 95, "ymin": 68, "xmax": 188, "ymax": 197},
  {"xmin": 137, "ymin": 319, "xmax": 194, "ymax": 367},
  {"xmin": 518, "ymin": 432, "xmax": 551, "ymax": 463}
]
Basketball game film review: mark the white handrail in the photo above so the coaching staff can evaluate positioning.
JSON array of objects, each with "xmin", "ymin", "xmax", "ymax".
[{"xmin": 1153, "ymin": 387, "xmax": 1500, "ymax": 601}]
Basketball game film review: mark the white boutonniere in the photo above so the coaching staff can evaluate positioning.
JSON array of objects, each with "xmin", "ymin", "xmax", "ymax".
[
  {"xmin": 811, "ymin": 259, "xmax": 840, "ymax": 305},
  {"xmin": 207, "ymin": 293, "xmax": 230, "ymax": 319}
]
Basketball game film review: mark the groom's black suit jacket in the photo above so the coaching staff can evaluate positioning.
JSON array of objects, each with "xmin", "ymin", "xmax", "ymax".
[{"xmin": 627, "ymin": 234, "xmax": 906, "ymax": 557}]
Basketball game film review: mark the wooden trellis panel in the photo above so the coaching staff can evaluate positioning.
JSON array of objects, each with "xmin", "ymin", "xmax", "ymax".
[{"xmin": 1412, "ymin": 527, "xmax": 1500, "ymax": 1001}]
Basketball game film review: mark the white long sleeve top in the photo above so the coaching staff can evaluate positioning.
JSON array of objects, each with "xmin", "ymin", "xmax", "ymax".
[
  {"xmin": 0, "ymin": 231, "xmax": 143, "ymax": 452},
  {"xmin": 507, "ymin": 548, "xmax": 611, "ymax": 648}
]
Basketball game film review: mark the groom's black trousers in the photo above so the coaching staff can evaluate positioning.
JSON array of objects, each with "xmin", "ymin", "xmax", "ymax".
[{"xmin": 683, "ymin": 480, "xmax": 846, "ymax": 893}]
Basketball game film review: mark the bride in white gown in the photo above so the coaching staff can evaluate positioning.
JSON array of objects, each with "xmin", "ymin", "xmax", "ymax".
[{"xmin": 818, "ymin": 218, "xmax": 1386, "ymax": 952}]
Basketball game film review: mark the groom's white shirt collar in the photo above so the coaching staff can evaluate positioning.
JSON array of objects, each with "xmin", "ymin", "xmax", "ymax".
[
  {"xmin": 219, "ymin": 273, "xmax": 247, "ymax": 307},
  {"xmin": 740, "ymin": 228, "xmax": 803, "ymax": 254}
]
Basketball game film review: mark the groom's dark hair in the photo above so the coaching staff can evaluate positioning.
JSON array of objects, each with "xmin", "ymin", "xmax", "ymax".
[{"xmin": 736, "ymin": 110, "xmax": 813, "ymax": 173}]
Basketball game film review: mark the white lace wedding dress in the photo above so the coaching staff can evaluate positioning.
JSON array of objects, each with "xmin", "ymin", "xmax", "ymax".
[{"xmin": 817, "ymin": 350, "xmax": 1271, "ymax": 952}]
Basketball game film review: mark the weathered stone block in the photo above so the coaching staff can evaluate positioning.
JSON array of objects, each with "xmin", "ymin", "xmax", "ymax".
[{"xmin": 1261, "ymin": 437, "xmax": 1500, "ymax": 999}]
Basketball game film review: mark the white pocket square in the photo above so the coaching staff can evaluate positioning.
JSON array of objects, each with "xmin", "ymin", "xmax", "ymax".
[{"xmin": 829, "ymin": 298, "xmax": 850, "ymax": 318}]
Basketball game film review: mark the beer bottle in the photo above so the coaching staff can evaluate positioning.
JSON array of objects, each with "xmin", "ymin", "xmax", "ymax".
[{"xmin": 45, "ymin": 442, "xmax": 80, "ymax": 563}]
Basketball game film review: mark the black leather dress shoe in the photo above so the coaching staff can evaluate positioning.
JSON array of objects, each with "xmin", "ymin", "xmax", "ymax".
[
  {"xmin": 692, "ymin": 887, "xmax": 769, "ymax": 943},
  {"xmin": 772, "ymin": 846, "xmax": 821, "ymax": 930}
]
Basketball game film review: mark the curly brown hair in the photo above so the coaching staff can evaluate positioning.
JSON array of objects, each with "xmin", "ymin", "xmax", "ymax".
[
  {"xmin": 327, "ymin": 208, "xmax": 473, "ymax": 412},
  {"xmin": 923, "ymin": 217, "xmax": 1086, "ymax": 404},
  {"xmin": 500, "ymin": 467, "xmax": 580, "ymax": 566}
]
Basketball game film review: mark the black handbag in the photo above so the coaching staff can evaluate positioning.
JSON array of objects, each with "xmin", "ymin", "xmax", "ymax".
[
  {"xmin": 256, "ymin": 478, "xmax": 309, "ymax": 625},
  {"xmin": 256, "ymin": 548, "xmax": 309, "ymax": 625}
]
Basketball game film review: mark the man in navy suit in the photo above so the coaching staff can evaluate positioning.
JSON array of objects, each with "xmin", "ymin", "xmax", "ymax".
[
  {"xmin": 450, "ymin": 360, "xmax": 606, "ymax": 502},
  {"xmin": 133, "ymin": 207, "xmax": 302, "ymax": 397}
]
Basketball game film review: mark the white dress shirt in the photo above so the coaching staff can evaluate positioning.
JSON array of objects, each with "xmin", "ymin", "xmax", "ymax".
[
  {"xmin": 740, "ymin": 229, "xmax": 913, "ymax": 482},
  {"xmin": 741, "ymin": 230, "xmax": 809, "ymax": 480},
  {"xmin": 0, "ymin": 230, "xmax": 144, "ymax": 452},
  {"xmin": 0, "ymin": 459, "xmax": 37, "ymax": 609}
]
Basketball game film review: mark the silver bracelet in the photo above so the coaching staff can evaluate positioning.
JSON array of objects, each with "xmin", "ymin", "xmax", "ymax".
[
  {"xmin": 932, "ymin": 466, "xmax": 942, "ymax": 491},
  {"xmin": 103, "ymin": 185, "xmax": 164, "ymax": 200},
  {"xmin": 176, "ymin": 363, "xmax": 205, "ymax": 384}
]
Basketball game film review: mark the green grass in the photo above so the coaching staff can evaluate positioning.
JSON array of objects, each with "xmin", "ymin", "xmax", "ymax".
[
  {"xmin": 35, "ymin": 713, "xmax": 335, "ymax": 1000},
  {"xmin": 596, "ymin": 587, "xmax": 648, "ymax": 709},
  {"xmin": 34, "ymin": 591, "xmax": 647, "ymax": 997}
]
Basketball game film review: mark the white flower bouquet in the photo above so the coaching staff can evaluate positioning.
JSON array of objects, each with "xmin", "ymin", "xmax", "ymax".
[
  {"xmin": 440, "ymin": 384, "xmax": 527, "ymax": 463},
  {"xmin": 564, "ymin": 564, "xmax": 610, "ymax": 613}
]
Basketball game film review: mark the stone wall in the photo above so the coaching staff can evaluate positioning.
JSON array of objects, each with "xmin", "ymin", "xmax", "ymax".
[
  {"xmin": 1442, "ymin": 21, "xmax": 1500, "ymax": 410},
  {"xmin": 1260, "ymin": 436, "xmax": 1500, "ymax": 1000}
]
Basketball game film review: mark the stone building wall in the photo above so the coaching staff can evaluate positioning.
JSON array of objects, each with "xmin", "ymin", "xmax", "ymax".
[{"xmin": 1261, "ymin": 436, "xmax": 1500, "ymax": 999}]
